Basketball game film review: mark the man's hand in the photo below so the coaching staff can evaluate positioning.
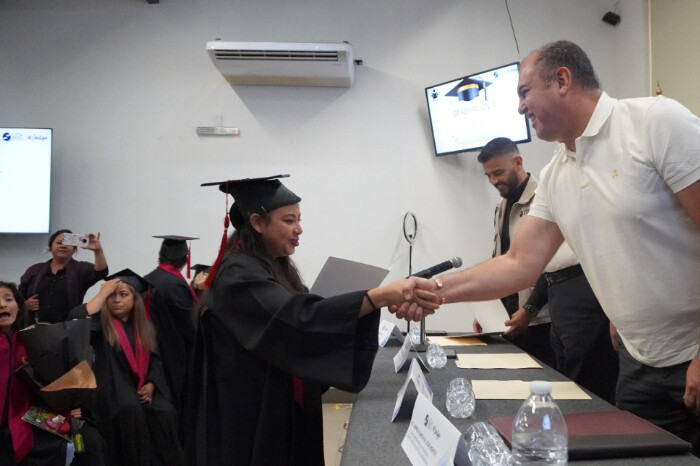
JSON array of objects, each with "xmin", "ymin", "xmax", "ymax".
[
  {"xmin": 504, "ymin": 308, "xmax": 531, "ymax": 339},
  {"xmin": 609, "ymin": 322, "xmax": 621, "ymax": 351},
  {"xmin": 684, "ymin": 357, "xmax": 700, "ymax": 412},
  {"xmin": 473, "ymin": 319, "xmax": 483, "ymax": 334},
  {"xmin": 387, "ymin": 277, "xmax": 442, "ymax": 321}
]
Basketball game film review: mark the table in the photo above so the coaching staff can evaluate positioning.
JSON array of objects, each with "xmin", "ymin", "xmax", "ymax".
[{"xmin": 340, "ymin": 335, "xmax": 700, "ymax": 465}]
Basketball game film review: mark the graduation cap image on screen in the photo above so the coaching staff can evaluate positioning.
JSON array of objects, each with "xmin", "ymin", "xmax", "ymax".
[
  {"xmin": 446, "ymin": 77, "xmax": 493, "ymax": 102},
  {"xmin": 105, "ymin": 268, "xmax": 152, "ymax": 294},
  {"xmin": 200, "ymin": 174, "xmax": 301, "ymax": 287},
  {"xmin": 152, "ymin": 235, "xmax": 199, "ymax": 278}
]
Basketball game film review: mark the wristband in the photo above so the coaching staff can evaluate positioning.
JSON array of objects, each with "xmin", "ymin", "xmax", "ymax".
[{"xmin": 523, "ymin": 304, "xmax": 540, "ymax": 318}]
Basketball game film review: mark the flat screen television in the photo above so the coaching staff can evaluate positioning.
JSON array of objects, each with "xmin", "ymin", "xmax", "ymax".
[
  {"xmin": 425, "ymin": 62, "xmax": 530, "ymax": 156},
  {"xmin": 0, "ymin": 127, "xmax": 52, "ymax": 233}
]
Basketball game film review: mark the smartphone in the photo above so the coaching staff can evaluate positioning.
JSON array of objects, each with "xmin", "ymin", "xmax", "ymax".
[{"xmin": 62, "ymin": 233, "xmax": 89, "ymax": 247}]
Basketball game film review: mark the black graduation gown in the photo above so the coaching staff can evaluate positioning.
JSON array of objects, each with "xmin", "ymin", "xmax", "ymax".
[
  {"xmin": 143, "ymin": 267, "xmax": 196, "ymax": 417},
  {"xmin": 184, "ymin": 252, "xmax": 379, "ymax": 466},
  {"xmin": 68, "ymin": 307, "xmax": 183, "ymax": 466}
]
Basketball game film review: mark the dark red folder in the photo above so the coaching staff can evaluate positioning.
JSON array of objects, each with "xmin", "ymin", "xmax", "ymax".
[{"xmin": 487, "ymin": 410, "xmax": 691, "ymax": 460}]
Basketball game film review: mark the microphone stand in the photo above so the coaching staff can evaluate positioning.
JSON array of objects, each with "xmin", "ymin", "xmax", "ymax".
[{"xmin": 403, "ymin": 212, "xmax": 428, "ymax": 352}]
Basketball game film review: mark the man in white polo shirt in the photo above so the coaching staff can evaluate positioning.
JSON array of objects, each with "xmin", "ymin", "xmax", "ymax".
[{"xmin": 398, "ymin": 40, "xmax": 700, "ymax": 451}]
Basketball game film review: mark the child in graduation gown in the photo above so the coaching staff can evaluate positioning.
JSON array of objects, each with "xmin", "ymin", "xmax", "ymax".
[
  {"xmin": 68, "ymin": 272, "xmax": 184, "ymax": 466},
  {"xmin": 1, "ymin": 281, "xmax": 109, "ymax": 466}
]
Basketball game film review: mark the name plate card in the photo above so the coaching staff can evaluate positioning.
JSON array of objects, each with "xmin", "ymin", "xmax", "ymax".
[
  {"xmin": 379, "ymin": 319, "xmax": 405, "ymax": 347},
  {"xmin": 392, "ymin": 358, "xmax": 433, "ymax": 422},
  {"xmin": 401, "ymin": 392, "xmax": 462, "ymax": 465}
]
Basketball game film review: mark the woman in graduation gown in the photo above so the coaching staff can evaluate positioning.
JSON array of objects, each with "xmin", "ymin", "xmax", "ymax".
[
  {"xmin": 1, "ymin": 281, "xmax": 109, "ymax": 466},
  {"xmin": 184, "ymin": 175, "xmax": 435, "ymax": 466},
  {"xmin": 68, "ymin": 273, "xmax": 184, "ymax": 466}
]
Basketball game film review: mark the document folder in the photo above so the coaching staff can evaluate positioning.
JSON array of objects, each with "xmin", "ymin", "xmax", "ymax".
[{"xmin": 487, "ymin": 410, "xmax": 691, "ymax": 459}]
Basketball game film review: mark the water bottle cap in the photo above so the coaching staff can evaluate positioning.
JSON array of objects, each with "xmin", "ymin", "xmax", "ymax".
[{"xmin": 529, "ymin": 380, "xmax": 552, "ymax": 394}]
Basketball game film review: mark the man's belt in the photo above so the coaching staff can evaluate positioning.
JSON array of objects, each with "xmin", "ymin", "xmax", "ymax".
[{"xmin": 544, "ymin": 263, "xmax": 584, "ymax": 286}]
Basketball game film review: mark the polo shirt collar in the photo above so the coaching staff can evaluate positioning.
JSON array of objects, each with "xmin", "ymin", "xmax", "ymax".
[{"xmin": 578, "ymin": 91, "xmax": 615, "ymax": 140}]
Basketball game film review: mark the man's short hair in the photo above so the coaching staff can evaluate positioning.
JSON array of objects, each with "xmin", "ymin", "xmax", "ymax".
[
  {"xmin": 533, "ymin": 40, "xmax": 601, "ymax": 90},
  {"xmin": 477, "ymin": 137, "xmax": 519, "ymax": 163}
]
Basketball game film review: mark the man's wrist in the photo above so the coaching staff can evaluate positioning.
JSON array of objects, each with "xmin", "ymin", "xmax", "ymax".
[{"xmin": 523, "ymin": 304, "xmax": 540, "ymax": 318}]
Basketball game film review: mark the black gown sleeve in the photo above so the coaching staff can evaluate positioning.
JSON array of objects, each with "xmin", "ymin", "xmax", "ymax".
[{"xmin": 209, "ymin": 253, "xmax": 379, "ymax": 393}]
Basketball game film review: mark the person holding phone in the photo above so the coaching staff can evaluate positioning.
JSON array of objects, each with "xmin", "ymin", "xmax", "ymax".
[{"xmin": 19, "ymin": 229, "xmax": 109, "ymax": 323}]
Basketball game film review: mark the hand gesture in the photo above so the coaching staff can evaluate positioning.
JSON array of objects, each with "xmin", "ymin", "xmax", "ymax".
[
  {"xmin": 83, "ymin": 232, "xmax": 103, "ymax": 252},
  {"xmin": 503, "ymin": 308, "xmax": 531, "ymax": 339}
]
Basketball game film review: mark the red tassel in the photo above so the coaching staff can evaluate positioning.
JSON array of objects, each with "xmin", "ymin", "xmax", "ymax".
[
  {"xmin": 204, "ymin": 214, "xmax": 229, "ymax": 289},
  {"xmin": 144, "ymin": 286, "xmax": 152, "ymax": 320},
  {"xmin": 186, "ymin": 242, "xmax": 192, "ymax": 279}
]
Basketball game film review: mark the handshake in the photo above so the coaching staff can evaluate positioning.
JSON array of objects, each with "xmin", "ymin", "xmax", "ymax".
[{"xmin": 380, "ymin": 276, "xmax": 446, "ymax": 322}]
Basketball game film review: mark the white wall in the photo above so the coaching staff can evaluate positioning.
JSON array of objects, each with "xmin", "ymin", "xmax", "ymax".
[{"xmin": 0, "ymin": 0, "xmax": 648, "ymax": 331}]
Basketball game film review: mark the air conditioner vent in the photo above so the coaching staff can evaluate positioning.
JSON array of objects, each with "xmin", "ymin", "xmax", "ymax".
[
  {"xmin": 207, "ymin": 41, "xmax": 355, "ymax": 87},
  {"xmin": 213, "ymin": 49, "xmax": 340, "ymax": 62}
]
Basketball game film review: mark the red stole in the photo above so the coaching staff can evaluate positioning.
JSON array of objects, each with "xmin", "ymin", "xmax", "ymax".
[
  {"xmin": 157, "ymin": 263, "xmax": 197, "ymax": 301},
  {"xmin": 0, "ymin": 333, "xmax": 34, "ymax": 463},
  {"xmin": 112, "ymin": 318, "xmax": 150, "ymax": 390}
]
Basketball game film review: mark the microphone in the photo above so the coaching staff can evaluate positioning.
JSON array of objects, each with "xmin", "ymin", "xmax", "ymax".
[{"xmin": 408, "ymin": 256, "xmax": 463, "ymax": 279}]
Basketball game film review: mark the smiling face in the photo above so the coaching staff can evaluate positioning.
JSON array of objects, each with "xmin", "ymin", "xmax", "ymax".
[
  {"xmin": 0, "ymin": 287, "xmax": 20, "ymax": 334},
  {"xmin": 482, "ymin": 153, "xmax": 523, "ymax": 198},
  {"xmin": 253, "ymin": 204, "xmax": 303, "ymax": 258},
  {"xmin": 517, "ymin": 53, "xmax": 563, "ymax": 143},
  {"xmin": 106, "ymin": 283, "xmax": 135, "ymax": 322},
  {"xmin": 50, "ymin": 233, "xmax": 77, "ymax": 260}
]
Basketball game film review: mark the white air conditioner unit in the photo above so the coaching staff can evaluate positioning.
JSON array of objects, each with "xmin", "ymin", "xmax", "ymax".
[{"xmin": 206, "ymin": 41, "xmax": 355, "ymax": 87}]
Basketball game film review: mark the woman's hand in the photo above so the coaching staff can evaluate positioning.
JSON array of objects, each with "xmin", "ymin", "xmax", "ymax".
[
  {"xmin": 138, "ymin": 382, "xmax": 155, "ymax": 404},
  {"xmin": 25, "ymin": 294, "xmax": 40, "ymax": 311},
  {"xmin": 70, "ymin": 408, "xmax": 82, "ymax": 419},
  {"xmin": 83, "ymin": 232, "xmax": 103, "ymax": 252}
]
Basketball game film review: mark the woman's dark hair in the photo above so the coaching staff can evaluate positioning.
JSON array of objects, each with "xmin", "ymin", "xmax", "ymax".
[
  {"xmin": 47, "ymin": 229, "xmax": 77, "ymax": 255},
  {"xmin": 226, "ymin": 213, "xmax": 307, "ymax": 294},
  {"xmin": 0, "ymin": 281, "xmax": 32, "ymax": 332}
]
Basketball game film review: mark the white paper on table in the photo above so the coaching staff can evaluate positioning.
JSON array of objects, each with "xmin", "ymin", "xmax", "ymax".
[
  {"xmin": 455, "ymin": 353, "xmax": 542, "ymax": 369},
  {"xmin": 471, "ymin": 380, "xmax": 591, "ymax": 400}
]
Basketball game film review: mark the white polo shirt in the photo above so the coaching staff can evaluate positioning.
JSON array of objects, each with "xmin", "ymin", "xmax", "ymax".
[{"xmin": 530, "ymin": 92, "xmax": 700, "ymax": 367}]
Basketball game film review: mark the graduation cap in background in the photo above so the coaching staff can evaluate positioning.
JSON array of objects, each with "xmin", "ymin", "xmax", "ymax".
[
  {"xmin": 152, "ymin": 235, "xmax": 200, "ymax": 278},
  {"xmin": 17, "ymin": 320, "xmax": 97, "ymax": 414},
  {"xmin": 191, "ymin": 263, "xmax": 211, "ymax": 276},
  {"xmin": 446, "ymin": 77, "xmax": 493, "ymax": 102},
  {"xmin": 105, "ymin": 268, "xmax": 151, "ymax": 294},
  {"xmin": 200, "ymin": 174, "xmax": 301, "ymax": 288},
  {"xmin": 104, "ymin": 268, "xmax": 154, "ymax": 319}
]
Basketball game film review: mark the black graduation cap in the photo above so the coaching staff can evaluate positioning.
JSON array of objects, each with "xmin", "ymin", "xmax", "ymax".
[
  {"xmin": 202, "ymin": 174, "xmax": 301, "ymax": 228},
  {"xmin": 191, "ymin": 263, "xmax": 211, "ymax": 276},
  {"xmin": 153, "ymin": 235, "xmax": 199, "ymax": 260},
  {"xmin": 105, "ymin": 268, "xmax": 151, "ymax": 294},
  {"xmin": 200, "ymin": 174, "xmax": 301, "ymax": 287},
  {"xmin": 446, "ymin": 77, "xmax": 493, "ymax": 102}
]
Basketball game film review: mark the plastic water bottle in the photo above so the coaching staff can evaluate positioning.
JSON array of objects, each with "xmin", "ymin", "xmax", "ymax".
[
  {"xmin": 426, "ymin": 343, "xmax": 447, "ymax": 369},
  {"xmin": 409, "ymin": 324, "xmax": 421, "ymax": 344},
  {"xmin": 446, "ymin": 377, "xmax": 475, "ymax": 418},
  {"xmin": 465, "ymin": 422, "xmax": 512, "ymax": 466},
  {"xmin": 511, "ymin": 380, "xmax": 568, "ymax": 465}
]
